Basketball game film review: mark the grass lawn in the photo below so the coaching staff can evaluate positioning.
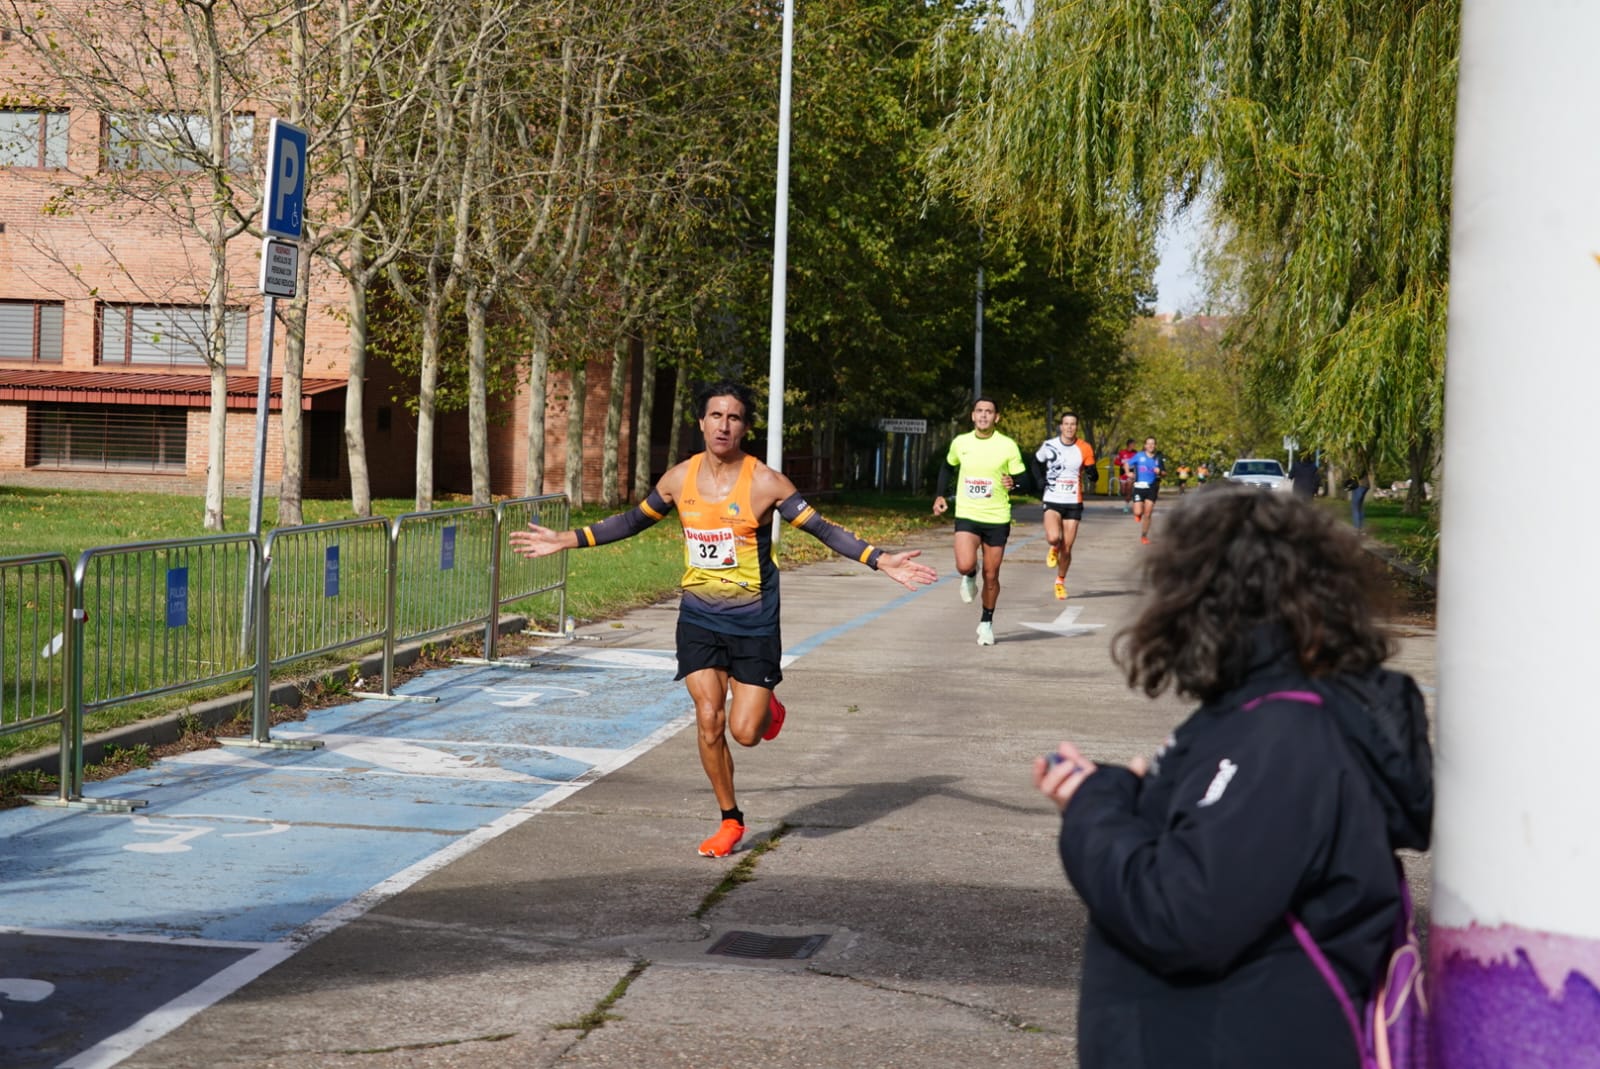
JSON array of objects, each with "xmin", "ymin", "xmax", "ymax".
[
  {"xmin": 0, "ymin": 483, "xmax": 941, "ymax": 768},
  {"xmin": 1315, "ymin": 493, "xmax": 1439, "ymax": 573}
]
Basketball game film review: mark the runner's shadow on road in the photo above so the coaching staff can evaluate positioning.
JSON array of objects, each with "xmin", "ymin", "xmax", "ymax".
[
  {"xmin": 1052, "ymin": 588, "xmax": 1138, "ymax": 599},
  {"xmin": 774, "ymin": 774, "xmax": 1038, "ymax": 836}
]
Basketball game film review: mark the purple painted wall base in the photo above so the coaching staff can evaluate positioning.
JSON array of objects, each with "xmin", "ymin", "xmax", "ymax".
[{"xmin": 1431, "ymin": 924, "xmax": 1600, "ymax": 1068}]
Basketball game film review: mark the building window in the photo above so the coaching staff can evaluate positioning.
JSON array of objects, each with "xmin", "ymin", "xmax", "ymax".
[
  {"xmin": 105, "ymin": 112, "xmax": 254, "ymax": 173},
  {"xmin": 98, "ymin": 304, "xmax": 247, "ymax": 368},
  {"xmin": 0, "ymin": 301, "xmax": 65, "ymax": 363},
  {"xmin": 27, "ymin": 403, "xmax": 187, "ymax": 472},
  {"xmin": 0, "ymin": 110, "xmax": 68, "ymax": 168}
]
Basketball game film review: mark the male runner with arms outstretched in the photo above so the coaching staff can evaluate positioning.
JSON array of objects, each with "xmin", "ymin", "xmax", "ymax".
[
  {"xmin": 509, "ymin": 381, "xmax": 935, "ymax": 858},
  {"xmin": 933, "ymin": 397, "xmax": 1027, "ymax": 646},
  {"xmin": 1033, "ymin": 412, "xmax": 1095, "ymax": 599}
]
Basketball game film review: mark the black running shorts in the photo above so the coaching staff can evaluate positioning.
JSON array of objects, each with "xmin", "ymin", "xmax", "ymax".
[
  {"xmin": 1043, "ymin": 502, "xmax": 1085, "ymax": 521},
  {"xmin": 1132, "ymin": 485, "xmax": 1160, "ymax": 503},
  {"xmin": 953, "ymin": 517, "xmax": 1011, "ymax": 547},
  {"xmin": 674, "ymin": 620, "xmax": 784, "ymax": 689}
]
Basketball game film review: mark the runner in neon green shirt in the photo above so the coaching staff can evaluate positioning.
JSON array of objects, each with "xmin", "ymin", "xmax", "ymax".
[{"xmin": 933, "ymin": 397, "xmax": 1028, "ymax": 646}]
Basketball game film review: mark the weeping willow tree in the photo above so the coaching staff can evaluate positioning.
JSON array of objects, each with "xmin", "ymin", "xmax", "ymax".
[{"xmin": 928, "ymin": 0, "xmax": 1459, "ymax": 511}]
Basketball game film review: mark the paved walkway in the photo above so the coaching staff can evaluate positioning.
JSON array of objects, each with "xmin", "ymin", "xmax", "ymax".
[{"xmin": 0, "ymin": 497, "xmax": 1437, "ymax": 1069}]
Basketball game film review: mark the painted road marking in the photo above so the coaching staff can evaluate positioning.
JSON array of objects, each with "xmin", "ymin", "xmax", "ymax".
[
  {"xmin": 1020, "ymin": 604, "xmax": 1105, "ymax": 637},
  {"xmin": 0, "ymin": 594, "xmax": 919, "ymax": 1067}
]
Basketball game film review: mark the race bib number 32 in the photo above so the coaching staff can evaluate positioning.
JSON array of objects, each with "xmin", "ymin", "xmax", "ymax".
[{"xmin": 686, "ymin": 527, "xmax": 737, "ymax": 569}]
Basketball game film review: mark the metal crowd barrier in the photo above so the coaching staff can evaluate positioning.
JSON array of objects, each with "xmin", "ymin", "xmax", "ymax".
[
  {"xmin": 5, "ymin": 496, "xmax": 574, "ymax": 808},
  {"xmin": 62, "ymin": 533, "xmax": 261, "ymax": 809},
  {"xmin": 0, "ymin": 553, "xmax": 74, "ymax": 804},
  {"xmin": 484, "ymin": 494, "xmax": 571, "ymax": 661},
  {"xmin": 387, "ymin": 504, "xmax": 499, "ymax": 688},
  {"xmin": 223, "ymin": 516, "xmax": 393, "ymax": 749}
]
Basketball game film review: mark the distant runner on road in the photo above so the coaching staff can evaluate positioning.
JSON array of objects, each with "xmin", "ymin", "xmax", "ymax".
[
  {"xmin": 1114, "ymin": 439, "xmax": 1138, "ymax": 512},
  {"xmin": 933, "ymin": 397, "xmax": 1027, "ymax": 647},
  {"xmin": 1032, "ymin": 412, "xmax": 1096, "ymax": 600},
  {"xmin": 1124, "ymin": 437, "xmax": 1166, "ymax": 545},
  {"xmin": 509, "ymin": 381, "xmax": 936, "ymax": 859}
]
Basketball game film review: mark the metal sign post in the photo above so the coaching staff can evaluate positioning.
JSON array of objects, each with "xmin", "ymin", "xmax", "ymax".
[{"xmin": 248, "ymin": 119, "xmax": 308, "ymax": 538}]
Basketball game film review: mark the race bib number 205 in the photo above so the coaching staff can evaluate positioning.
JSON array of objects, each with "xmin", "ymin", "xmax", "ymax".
[
  {"xmin": 962, "ymin": 477, "xmax": 995, "ymax": 499},
  {"xmin": 686, "ymin": 527, "xmax": 737, "ymax": 569}
]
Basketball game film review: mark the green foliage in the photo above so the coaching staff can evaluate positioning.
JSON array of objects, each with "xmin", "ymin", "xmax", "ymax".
[
  {"xmin": 1117, "ymin": 316, "xmax": 1268, "ymax": 466},
  {"xmin": 929, "ymin": 0, "xmax": 1459, "ymax": 488},
  {"xmin": 98, "ymin": 744, "xmax": 153, "ymax": 771},
  {"xmin": 681, "ymin": 0, "xmax": 1145, "ymax": 448}
]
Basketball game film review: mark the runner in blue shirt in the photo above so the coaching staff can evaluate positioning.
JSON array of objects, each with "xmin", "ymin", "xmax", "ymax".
[{"xmin": 1123, "ymin": 437, "xmax": 1166, "ymax": 545}]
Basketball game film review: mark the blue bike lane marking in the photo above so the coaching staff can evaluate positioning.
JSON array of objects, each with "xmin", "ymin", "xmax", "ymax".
[{"xmin": 0, "ymin": 645, "xmax": 692, "ymax": 1069}]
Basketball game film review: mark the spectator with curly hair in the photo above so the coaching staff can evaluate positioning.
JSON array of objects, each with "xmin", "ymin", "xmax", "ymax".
[{"xmin": 1034, "ymin": 484, "xmax": 1433, "ymax": 1068}]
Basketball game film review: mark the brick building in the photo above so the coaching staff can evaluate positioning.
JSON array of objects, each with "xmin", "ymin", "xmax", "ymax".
[{"xmin": 0, "ymin": 40, "xmax": 648, "ymax": 506}]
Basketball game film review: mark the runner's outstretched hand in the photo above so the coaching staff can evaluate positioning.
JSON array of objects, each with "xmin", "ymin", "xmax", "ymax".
[
  {"xmin": 877, "ymin": 549, "xmax": 937, "ymax": 591},
  {"xmin": 509, "ymin": 524, "xmax": 572, "ymax": 559}
]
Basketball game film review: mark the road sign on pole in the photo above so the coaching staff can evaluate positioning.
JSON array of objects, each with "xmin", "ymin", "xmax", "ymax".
[
  {"xmin": 259, "ymin": 239, "xmax": 298, "ymax": 298},
  {"xmin": 249, "ymin": 118, "xmax": 309, "ymax": 543},
  {"xmin": 876, "ymin": 418, "xmax": 927, "ymax": 434},
  {"xmin": 262, "ymin": 118, "xmax": 307, "ymax": 241}
]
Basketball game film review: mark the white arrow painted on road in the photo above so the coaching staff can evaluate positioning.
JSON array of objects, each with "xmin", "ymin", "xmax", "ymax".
[{"xmin": 1021, "ymin": 604, "xmax": 1105, "ymax": 638}]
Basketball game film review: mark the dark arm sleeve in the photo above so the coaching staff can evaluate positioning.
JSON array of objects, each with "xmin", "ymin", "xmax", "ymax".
[
  {"xmin": 936, "ymin": 460, "xmax": 958, "ymax": 498},
  {"xmin": 776, "ymin": 495, "xmax": 881, "ymax": 568},
  {"xmin": 1056, "ymin": 713, "xmax": 1335, "ymax": 976},
  {"xmin": 1028, "ymin": 455, "xmax": 1046, "ymax": 492},
  {"xmin": 574, "ymin": 489, "xmax": 673, "ymax": 547}
]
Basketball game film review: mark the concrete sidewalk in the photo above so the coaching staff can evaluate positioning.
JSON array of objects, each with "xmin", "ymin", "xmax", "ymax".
[{"xmin": 96, "ymin": 500, "xmax": 1436, "ymax": 1069}]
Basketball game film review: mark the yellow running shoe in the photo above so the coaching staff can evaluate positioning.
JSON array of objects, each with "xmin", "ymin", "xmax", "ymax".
[
  {"xmin": 1047, "ymin": 546, "xmax": 1059, "ymax": 568},
  {"xmin": 1054, "ymin": 579, "xmax": 1067, "ymax": 600}
]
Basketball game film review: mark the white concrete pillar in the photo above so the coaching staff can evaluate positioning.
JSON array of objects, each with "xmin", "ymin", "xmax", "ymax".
[{"xmin": 1433, "ymin": 1, "xmax": 1600, "ymax": 1061}]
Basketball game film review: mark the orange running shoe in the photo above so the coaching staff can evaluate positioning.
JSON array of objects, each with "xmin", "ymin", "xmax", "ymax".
[
  {"xmin": 1140, "ymin": 535, "xmax": 1150, "ymax": 545},
  {"xmin": 698, "ymin": 819, "xmax": 746, "ymax": 858},
  {"xmin": 763, "ymin": 692, "xmax": 787, "ymax": 741}
]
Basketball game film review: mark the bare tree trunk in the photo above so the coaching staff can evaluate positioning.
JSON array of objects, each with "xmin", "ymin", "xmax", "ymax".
[
  {"xmin": 279, "ymin": 288, "xmax": 307, "ymax": 527},
  {"xmin": 205, "ymin": 363, "xmax": 229, "ymax": 529},
  {"xmin": 467, "ymin": 290, "xmax": 491, "ymax": 505},
  {"xmin": 415, "ymin": 307, "xmax": 441, "ymax": 511},
  {"xmin": 564, "ymin": 360, "xmax": 587, "ymax": 507},
  {"xmin": 1405, "ymin": 433, "xmax": 1432, "ymax": 516},
  {"xmin": 666, "ymin": 356, "xmax": 688, "ymax": 467},
  {"xmin": 631, "ymin": 327, "xmax": 657, "ymax": 499},
  {"xmin": 526, "ymin": 314, "xmax": 549, "ymax": 495},
  {"xmin": 601, "ymin": 338, "xmax": 627, "ymax": 506},
  {"xmin": 344, "ymin": 265, "xmax": 373, "ymax": 517}
]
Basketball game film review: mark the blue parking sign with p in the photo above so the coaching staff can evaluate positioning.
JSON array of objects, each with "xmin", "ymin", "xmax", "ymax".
[{"xmin": 263, "ymin": 119, "xmax": 307, "ymax": 241}]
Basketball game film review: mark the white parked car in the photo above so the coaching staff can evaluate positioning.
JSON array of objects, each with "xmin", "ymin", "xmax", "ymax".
[{"xmin": 1225, "ymin": 458, "xmax": 1291, "ymax": 492}]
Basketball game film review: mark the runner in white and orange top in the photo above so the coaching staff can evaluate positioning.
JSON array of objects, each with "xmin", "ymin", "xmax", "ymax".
[
  {"xmin": 509, "ymin": 381, "xmax": 936, "ymax": 859},
  {"xmin": 1033, "ymin": 412, "xmax": 1096, "ymax": 600}
]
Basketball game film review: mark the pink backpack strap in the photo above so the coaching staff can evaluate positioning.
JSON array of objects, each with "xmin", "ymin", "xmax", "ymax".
[
  {"xmin": 1286, "ymin": 913, "xmax": 1370, "ymax": 1065},
  {"xmin": 1241, "ymin": 689, "xmax": 1324, "ymax": 711}
]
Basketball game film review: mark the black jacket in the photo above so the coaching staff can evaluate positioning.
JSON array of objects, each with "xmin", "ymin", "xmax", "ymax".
[{"xmin": 1058, "ymin": 637, "xmax": 1432, "ymax": 1068}]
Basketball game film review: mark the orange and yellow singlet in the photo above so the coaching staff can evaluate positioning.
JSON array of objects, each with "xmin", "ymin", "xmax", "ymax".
[{"xmin": 677, "ymin": 454, "xmax": 779, "ymax": 636}]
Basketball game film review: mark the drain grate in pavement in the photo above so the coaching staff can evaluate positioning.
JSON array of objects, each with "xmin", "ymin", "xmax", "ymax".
[{"xmin": 706, "ymin": 930, "xmax": 830, "ymax": 960}]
